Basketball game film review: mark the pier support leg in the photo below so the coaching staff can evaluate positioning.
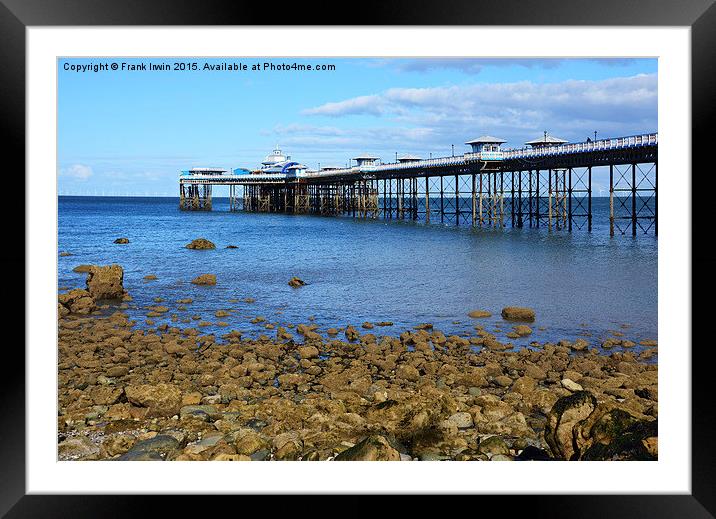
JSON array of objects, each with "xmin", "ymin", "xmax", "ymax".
[
  {"xmin": 631, "ymin": 163, "xmax": 637, "ymax": 237},
  {"xmin": 455, "ymin": 174, "xmax": 460, "ymax": 225},
  {"xmin": 471, "ymin": 173, "xmax": 476, "ymax": 226},
  {"xmin": 654, "ymin": 161, "xmax": 658, "ymax": 236},
  {"xmin": 440, "ymin": 176, "xmax": 444, "ymax": 224},
  {"xmin": 425, "ymin": 176, "xmax": 430, "ymax": 223},
  {"xmin": 548, "ymin": 169, "xmax": 553, "ymax": 231},
  {"xmin": 479, "ymin": 174, "xmax": 484, "ymax": 227},
  {"xmin": 568, "ymin": 167, "xmax": 573, "ymax": 232},
  {"xmin": 588, "ymin": 166, "xmax": 592, "ymax": 232},
  {"xmin": 609, "ymin": 165, "xmax": 615, "ymax": 237},
  {"xmin": 517, "ymin": 171, "xmax": 523, "ymax": 228}
]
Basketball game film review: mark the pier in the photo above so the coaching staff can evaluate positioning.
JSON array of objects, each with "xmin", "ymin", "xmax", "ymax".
[{"xmin": 179, "ymin": 133, "xmax": 657, "ymax": 236}]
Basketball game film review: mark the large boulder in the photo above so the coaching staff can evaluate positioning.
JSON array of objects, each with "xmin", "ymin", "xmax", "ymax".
[
  {"xmin": 581, "ymin": 410, "xmax": 658, "ymax": 461},
  {"xmin": 186, "ymin": 238, "xmax": 215, "ymax": 250},
  {"xmin": 124, "ymin": 383, "xmax": 182, "ymax": 418},
  {"xmin": 501, "ymin": 306, "xmax": 536, "ymax": 322},
  {"xmin": 86, "ymin": 264, "xmax": 124, "ymax": 300},
  {"xmin": 58, "ymin": 288, "xmax": 96, "ymax": 315},
  {"xmin": 334, "ymin": 435, "xmax": 401, "ymax": 461},
  {"xmin": 544, "ymin": 391, "xmax": 597, "ymax": 460}
]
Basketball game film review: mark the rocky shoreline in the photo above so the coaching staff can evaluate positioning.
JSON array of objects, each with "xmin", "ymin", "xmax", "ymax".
[{"xmin": 58, "ymin": 264, "xmax": 658, "ymax": 461}]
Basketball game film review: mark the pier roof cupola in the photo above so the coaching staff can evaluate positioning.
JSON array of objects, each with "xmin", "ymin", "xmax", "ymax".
[
  {"xmin": 261, "ymin": 145, "xmax": 290, "ymax": 167},
  {"xmin": 397, "ymin": 154, "xmax": 421, "ymax": 163},
  {"xmin": 465, "ymin": 135, "xmax": 506, "ymax": 153},
  {"xmin": 525, "ymin": 131, "xmax": 568, "ymax": 148},
  {"xmin": 353, "ymin": 154, "xmax": 380, "ymax": 167}
]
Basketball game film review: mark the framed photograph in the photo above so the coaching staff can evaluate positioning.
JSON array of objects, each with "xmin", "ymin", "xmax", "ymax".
[{"xmin": 5, "ymin": 0, "xmax": 712, "ymax": 514}]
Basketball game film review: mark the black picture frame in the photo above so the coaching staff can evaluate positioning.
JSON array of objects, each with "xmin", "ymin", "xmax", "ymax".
[{"xmin": 2, "ymin": 0, "xmax": 712, "ymax": 515}]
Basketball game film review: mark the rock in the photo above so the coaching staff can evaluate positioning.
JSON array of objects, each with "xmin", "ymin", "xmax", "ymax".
[
  {"xmin": 447, "ymin": 412, "xmax": 474, "ymax": 429},
  {"xmin": 186, "ymin": 238, "xmax": 216, "ymax": 250},
  {"xmin": 234, "ymin": 430, "xmax": 268, "ymax": 456},
  {"xmin": 581, "ymin": 412, "xmax": 658, "ymax": 461},
  {"xmin": 226, "ymin": 245, "xmax": 238, "ymax": 249},
  {"xmin": 493, "ymin": 375, "xmax": 513, "ymax": 388},
  {"xmin": 468, "ymin": 310, "xmax": 492, "ymax": 318},
  {"xmin": 59, "ymin": 251, "xmax": 73, "ymax": 257},
  {"xmin": 124, "ymin": 383, "xmax": 182, "ymax": 418},
  {"xmin": 118, "ymin": 435, "xmax": 180, "ymax": 460},
  {"xmin": 113, "ymin": 237, "xmax": 129, "ymax": 244},
  {"xmin": 375, "ymin": 321, "xmax": 394, "ymax": 327},
  {"xmin": 191, "ymin": 274, "xmax": 216, "ymax": 285},
  {"xmin": 561, "ymin": 378, "xmax": 584, "ymax": 392},
  {"xmin": 345, "ymin": 326, "xmax": 360, "ymax": 341},
  {"xmin": 86, "ymin": 264, "xmax": 125, "ymax": 300},
  {"xmin": 58, "ymin": 436, "xmax": 100, "ymax": 460},
  {"xmin": 396, "ymin": 364, "xmax": 420, "ymax": 382},
  {"xmin": 544, "ymin": 391, "xmax": 597, "ymax": 460},
  {"xmin": 478, "ymin": 436, "xmax": 510, "ymax": 457},
  {"xmin": 58, "ymin": 288, "xmax": 96, "ymax": 314},
  {"xmin": 515, "ymin": 445, "xmax": 553, "ymax": 461},
  {"xmin": 513, "ymin": 325, "xmax": 532, "ymax": 336},
  {"xmin": 143, "ymin": 274, "xmax": 157, "ymax": 280},
  {"xmin": 288, "ymin": 277, "xmax": 306, "ymax": 288},
  {"xmin": 501, "ymin": 306, "xmax": 536, "ymax": 322},
  {"xmin": 362, "ymin": 322, "xmax": 374, "ymax": 329},
  {"xmin": 298, "ymin": 345, "xmax": 319, "ymax": 359},
  {"xmin": 72, "ymin": 264, "xmax": 94, "ymax": 273},
  {"xmin": 180, "ymin": 405, "xmax": 220, "ymax": 421},
  {"xmin": 334, "ymin": 435, "xmax": 401, "ymax": 461},
  {"xmin": 571, "ymin": 338, "xmax": 589, "ymax": 351}
]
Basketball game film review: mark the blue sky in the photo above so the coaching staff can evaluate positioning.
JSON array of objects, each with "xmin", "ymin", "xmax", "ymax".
[{"xmin": 58, "ymin": 57, "xmax": 657, "ymax": 196}]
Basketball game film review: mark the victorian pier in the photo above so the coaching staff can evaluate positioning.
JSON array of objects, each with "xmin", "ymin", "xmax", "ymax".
[{"xmin": 179, "ymin": 133, "xmax": 657, "ymax": 236}]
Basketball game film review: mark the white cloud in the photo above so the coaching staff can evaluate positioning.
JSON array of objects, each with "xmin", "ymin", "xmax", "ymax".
[
  {"xmin": 263, "ymin": 74, "xmax": 658, "ymax": 165},
  {"xmin": 59, "ymin": 163, "xmax": 93, "ymax": 180}
]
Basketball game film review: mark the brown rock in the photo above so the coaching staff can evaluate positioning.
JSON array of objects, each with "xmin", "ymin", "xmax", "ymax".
[
  {"xmin": 186, "ymin": 238, "xmax": 216, "ymax": 250},
  {"xmin": 124, "ymin": 383, "xmax": 182, "ymax": 418},
  {"xmin": 58, "ymin": 288, "xmax": 96, "ymax": 314},
  {"xmin": 191, "ymin": 274, "xmax": 216, "ymax": 285},
  {"xmin": 468, "ymin": 310, "xmax": 492, "ymax": 318},
  {"xmin": 288, "ymin": 276, "xmax": 306, "ymax": 288},
  {"xmin": 545, "ymin": 391, "xmax": 597, "ymax": 460},
  {"xmin": 86, "ymin": 264, "xmax": 125, "ymax": 300},
  {"xmin": 501, "ymin": 306, "xmax": 536, "ymax": 322},
  {"xmin": 334, "ymin": 435, "xmax": 400, "ymax": 461},
  {"xmin": 513, "ymin": 325, "xmax": 533, "ymax": 336},
  {"xmin": 113, "ymin": 237, "xmax": 129, "ymax": 244}
]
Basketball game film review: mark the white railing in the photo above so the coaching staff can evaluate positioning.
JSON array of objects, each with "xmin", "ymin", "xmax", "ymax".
[{"xmin": 503, "ymin": 132, "xmax": 657, "ymax": 159}]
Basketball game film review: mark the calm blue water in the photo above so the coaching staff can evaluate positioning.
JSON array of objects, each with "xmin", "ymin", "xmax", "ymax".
[{"xmin": 58, "ymin": 196, "xmax": 657, "ymax": 351}]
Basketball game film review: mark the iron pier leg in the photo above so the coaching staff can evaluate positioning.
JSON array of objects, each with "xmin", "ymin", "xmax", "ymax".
[
  {"xmin": 631, "ymin": 163, "xmax": 637, "ymax": 236},
  {"xmin": 517, "ymin": 171, "xmax": 523, "ymax": 228},
  {"xmin": 510, "ymin": 172, "xmax": 514, "ymax": 227},
  {"xmin": 588, "ymin": 166, "xmax": 592, "ymax": 232},
  {"xmin": 568, "ymin": 167, "xmax": 573, "ymax": 232},
  {"xmin": 471, "ymin": 173, "xmax": 476, "ymax": 226},
  {"xmin": 425, "ymin": 175, "xmax": 430, "ymax": 223},
  {"xmin": 455, "ymin": 174, "xmax": 460, "ymax": 225},
  {"xmin": 440, "ymin": 176, "xmax": 444, "ymax": 223},
  {"xmin": 609, "ymin": 164, "xmax": 614, "ymax": 237},
  {"xmin": 654, "ymin": 161, "xmax": 658, "ymax": 236}
]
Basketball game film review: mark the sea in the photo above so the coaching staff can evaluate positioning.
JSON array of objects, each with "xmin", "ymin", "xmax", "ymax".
[{"xmin": 58, "ymin": 196, "xmax": 657, "ymax": 353}]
